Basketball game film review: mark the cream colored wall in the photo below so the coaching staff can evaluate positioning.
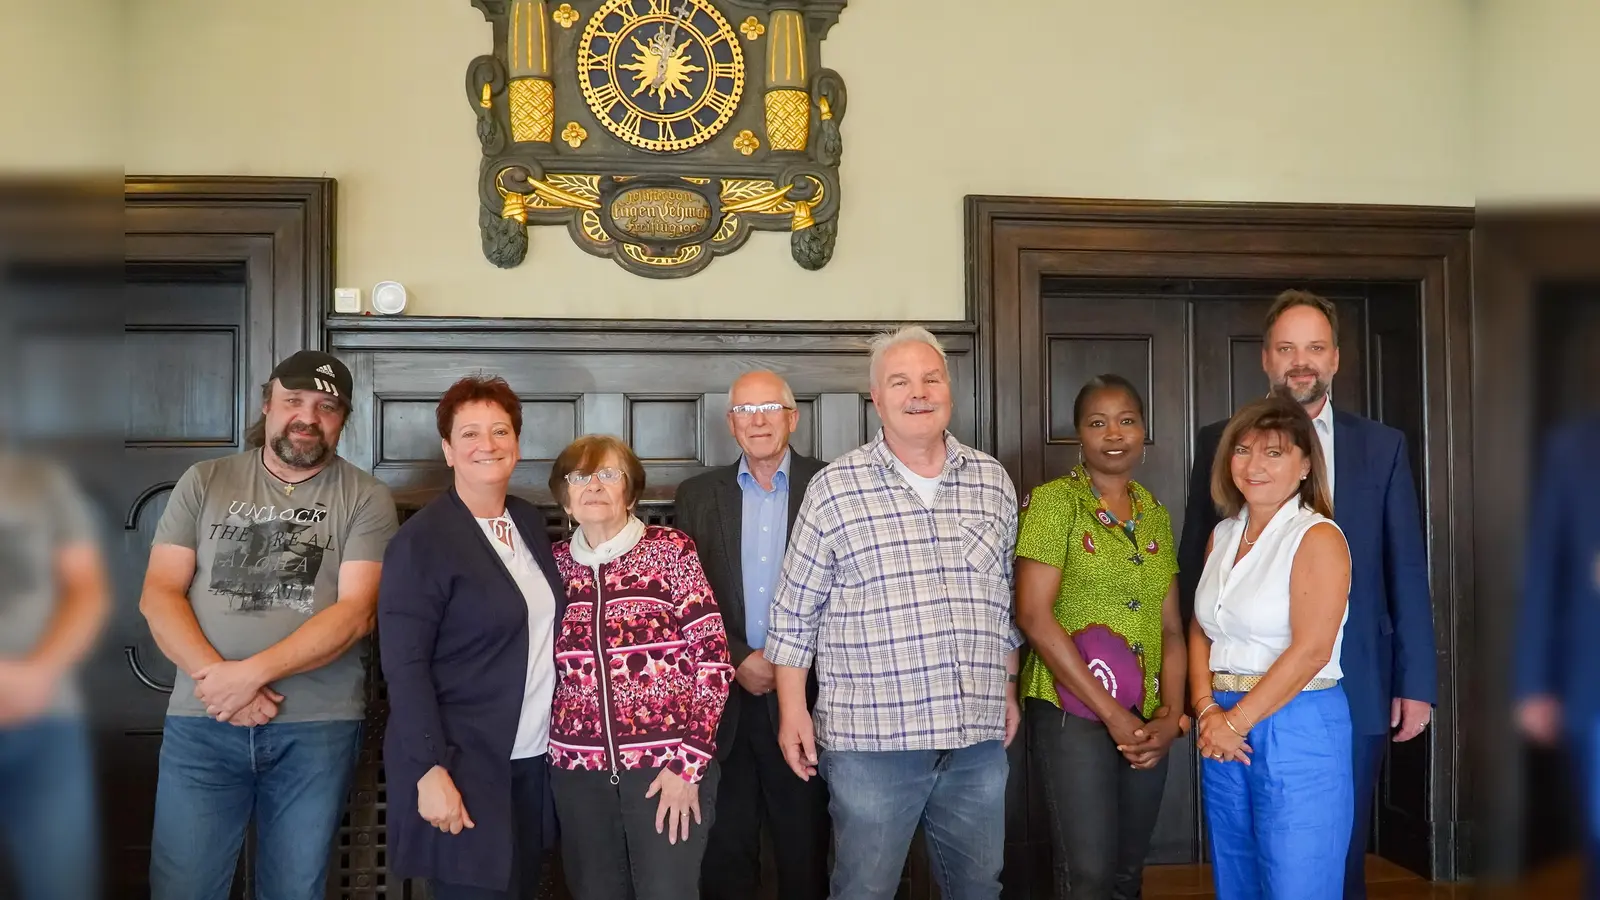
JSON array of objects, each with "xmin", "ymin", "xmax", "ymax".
[
  {"xmin": 1475, "ymin": 0, "xmax": 1600, "ymax": 203},
  {"xmin": 0, "ymin": 1, "xmax": 121, "ymax": 173},
  {"xmin": 126, "ymin": 0, "xmax": 1474, "ymax": 320}
]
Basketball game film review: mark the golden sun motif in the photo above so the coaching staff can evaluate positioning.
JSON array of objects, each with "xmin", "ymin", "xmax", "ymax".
[
  {"xmin": 576, "ymin": 0, "xmax": 745, "ymax": 152},
  {"xmin": 618, "ymin": 36, "xmax": 704, "ymax": 109}
]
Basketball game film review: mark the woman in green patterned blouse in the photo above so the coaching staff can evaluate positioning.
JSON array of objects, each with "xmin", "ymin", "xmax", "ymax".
[{"xmin": 1015, "ymin": 374, "xmax": 1188, "ymax": 900}]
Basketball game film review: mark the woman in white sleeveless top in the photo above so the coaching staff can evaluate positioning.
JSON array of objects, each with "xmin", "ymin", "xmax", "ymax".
[{"xmin": 1188, "ymin": 394, "xmax": 1353, "ymax": 900}]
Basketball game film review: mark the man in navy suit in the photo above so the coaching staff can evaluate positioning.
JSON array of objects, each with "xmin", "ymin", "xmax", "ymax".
[
  {"xmin": 1178, "ymin": 289, "xmax": 1438, "ymax": 900},
  {"xmin": 1516, "ymin": 415, "xmax": 1600, "ymax": 899}
]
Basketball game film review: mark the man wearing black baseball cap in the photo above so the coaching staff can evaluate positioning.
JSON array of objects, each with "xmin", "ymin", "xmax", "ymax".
[
  {"xmin": 272, "ymin": 348, "xmax": 353, "ymax": 404},
  {"xmin": 140, "ymin": 349, "xmax": 397, "ymax": 900}
]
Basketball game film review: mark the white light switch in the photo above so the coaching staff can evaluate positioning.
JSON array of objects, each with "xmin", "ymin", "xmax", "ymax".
[{"xmin": 333, "ymin": 287, "xmax": 361, "ymax": 314}]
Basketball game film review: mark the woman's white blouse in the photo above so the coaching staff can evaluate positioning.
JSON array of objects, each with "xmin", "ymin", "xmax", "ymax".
[
  {"xmin": 475, "ymin": 514, "xmax": 559, "ymax": 760},
  {"xmin": 1193, "ymin": 499, "xmax": 1349, "ymax": 681}
]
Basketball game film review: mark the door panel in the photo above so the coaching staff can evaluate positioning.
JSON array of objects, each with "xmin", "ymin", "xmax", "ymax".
[
  {"xmin": 1019, "ymin": 278, "xmax": 1428, "ymax": 876},
  {"xmin": 1036, "ymin": 296, "xmax": 1189, "ymax": 507},
  {"xmin": 90, "ymin": 264, "xmax": 265, "ymax": 899}
]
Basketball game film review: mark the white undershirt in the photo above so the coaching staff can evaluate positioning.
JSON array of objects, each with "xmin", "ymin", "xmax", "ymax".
[
  {"xmin": 891, "ymin": 456, "xmax": 942, "ymax": 507},
  {"xmin": 475, "ymin": 514, "xmax": 558, "ymax": 759}
]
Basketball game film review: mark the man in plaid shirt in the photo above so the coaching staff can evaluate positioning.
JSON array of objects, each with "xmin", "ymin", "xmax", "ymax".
[{"xmin": 766, "ymin": 326, "xmax": 1023, "ymax": 900}]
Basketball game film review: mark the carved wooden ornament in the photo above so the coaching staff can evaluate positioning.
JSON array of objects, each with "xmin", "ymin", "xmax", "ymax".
[{"xmin": 467, "ymin": 0, "xmax": 848, "ymax": 278}]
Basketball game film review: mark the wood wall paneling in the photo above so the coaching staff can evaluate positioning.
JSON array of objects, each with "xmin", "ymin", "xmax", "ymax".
[{"xmin": 331, "ymin": 321, "xmax": 979, "ymax": 509}]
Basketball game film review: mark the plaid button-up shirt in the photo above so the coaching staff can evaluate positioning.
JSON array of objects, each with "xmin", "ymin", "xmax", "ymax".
[{"xmin": 765, "ymin": 431, "xmax": 1022, "ymax": 752}]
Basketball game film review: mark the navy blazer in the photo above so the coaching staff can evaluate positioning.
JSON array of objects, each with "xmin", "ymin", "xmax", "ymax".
[
  {"xmin": 1178, "ymin": 408, "xmax": 1438, "ymax": 736},
  {"xmin": 1516, "ymin": 416, "xmax": 1600, "ymax": 737},
  {"xmin": 378, "ymin": 488, "xmax": 568, "ymax": 892}
]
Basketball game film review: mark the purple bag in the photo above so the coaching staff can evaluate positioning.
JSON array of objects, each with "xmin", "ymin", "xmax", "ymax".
[{"xmin": 1054, "ymin": 624, "xmax": 1146, "ymax": 722}]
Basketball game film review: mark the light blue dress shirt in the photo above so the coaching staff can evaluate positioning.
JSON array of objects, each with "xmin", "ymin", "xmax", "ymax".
[{"xmin": 737, "ymin": 449, "xmax": 791, "ymax": 650}]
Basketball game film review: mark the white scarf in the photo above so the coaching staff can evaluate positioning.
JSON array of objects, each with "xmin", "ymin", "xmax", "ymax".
[{"xmin": 568, "ymin": 515, "xmax": 646, "ymax": 569}]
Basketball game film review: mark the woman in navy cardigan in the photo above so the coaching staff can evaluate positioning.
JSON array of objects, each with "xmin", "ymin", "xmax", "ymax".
[{"xmin": 379, "ymin": 376, "xmax": 567, "ymax": 900}]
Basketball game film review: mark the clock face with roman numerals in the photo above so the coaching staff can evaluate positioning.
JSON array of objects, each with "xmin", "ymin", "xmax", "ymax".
[{"xmin": 577, "ymin": 0, "xmax": 746, "ymax": 153}]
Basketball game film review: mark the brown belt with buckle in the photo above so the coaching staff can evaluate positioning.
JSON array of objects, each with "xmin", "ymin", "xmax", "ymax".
[{"xmin": 1212, "ymin": 673, "xmax": 1338, "ymax": 693}]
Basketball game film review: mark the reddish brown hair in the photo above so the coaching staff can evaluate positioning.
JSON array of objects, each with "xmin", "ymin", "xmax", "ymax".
[
  {"xmin": 436, "ymin": 375, "xmax": 522, "ymax": 440},
  {"xmin": 1210, "ymin": 392, "xmax": 1333, "ymax": 519},
  {"xmin": 549, "ymin": 434, "xmax": 646, "ymax": 508}
]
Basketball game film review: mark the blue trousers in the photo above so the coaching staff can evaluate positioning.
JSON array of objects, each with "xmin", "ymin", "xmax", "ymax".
[
  {"xmin": 149, "ymin": 715, "xmax": 363, "ymax": 900},
  {"xmin": 821, "ymin": 740, "xmax": 1008, "ymax": 900},
  {"xmin": 1202, "ymin": 688, "xmax": 1354, "ymax": 900},
  {"xmin": 0, "ymin": 717, "xmax": 99, "ymax": 900}
]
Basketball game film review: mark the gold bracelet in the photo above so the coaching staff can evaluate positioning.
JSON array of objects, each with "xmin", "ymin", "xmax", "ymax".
[
  {"xmin": 1223, "ymin": 709, "xmax": 1255, "ymax": 738},
  {"xmin": 1195, "ymin": 702, "xmax": 1220, "ymax": 720},
  {"xmin": 1233, "ymin": 706, "xmax": 1256, "ymax": 731}
]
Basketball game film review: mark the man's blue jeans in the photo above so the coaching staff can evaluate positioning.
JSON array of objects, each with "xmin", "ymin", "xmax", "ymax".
[
  {"xmin": 150, "ymin": 715, "xmax": 362, "ymax": 900},
  {"xmin": 0, "ymin": 716, "xmax": 99, "ymax": 900},
  {"xmin": 821, "ymin": 740, "xmax": 1008, "ymax": 900}
]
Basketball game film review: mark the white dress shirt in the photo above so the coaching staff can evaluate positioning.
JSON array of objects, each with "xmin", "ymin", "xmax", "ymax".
[
  {"xmin": 1311, "ymin": 396, "xmax": 1335, "ymax": 497},
  {"xmin": 475, "ymin": 514, "xmax": 558, "ymax": 759},
  {"xmin": 1194, "ymin": 499, "xmax": 1349, "ymax": 681}
]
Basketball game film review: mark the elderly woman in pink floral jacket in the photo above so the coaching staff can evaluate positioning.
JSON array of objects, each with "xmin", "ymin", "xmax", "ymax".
[{"xmin": 546, "ymin": 434, "xmax": 733, "ymax": 900}]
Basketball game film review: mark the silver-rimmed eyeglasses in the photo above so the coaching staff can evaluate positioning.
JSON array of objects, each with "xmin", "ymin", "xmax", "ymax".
[
  {"xmin": 729, "ymin": 403, "xmax": 794, "ymax": 418},
  {"xmin": 564, "ymin": 467, "xmax": 624, "ymax": 486}
]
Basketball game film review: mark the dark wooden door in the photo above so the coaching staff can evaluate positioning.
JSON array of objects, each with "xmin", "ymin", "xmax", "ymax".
[
  {"xmin": 1013, "ymin": 277, "xmax": 1428, "ymax": 881},
  {"xmin": 106, "ymin": 178, "xmax": 333, "ymax": 898},
  {"xmin": 91, "ymin": 264, "xmax": 267, "ymax": 898}
]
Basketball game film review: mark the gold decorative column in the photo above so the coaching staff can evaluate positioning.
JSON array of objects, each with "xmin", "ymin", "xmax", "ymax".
[
  {"xmin": 508, "ymin": 0, "xmax": 554, "ymax": 143},
  {"xmin": 763, "ymin": 10, "xmax": 809, "ymax": 152}
]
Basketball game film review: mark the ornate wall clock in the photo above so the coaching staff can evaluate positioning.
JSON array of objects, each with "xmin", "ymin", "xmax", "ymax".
[{"xmin": 466, "ymin": 0, "xmax": 848, "ymax": 279}]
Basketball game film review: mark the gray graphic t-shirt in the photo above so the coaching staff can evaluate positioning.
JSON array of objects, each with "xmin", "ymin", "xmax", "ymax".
[
  {"xmin": 0, "ymin": 456, "xmax": 99, "ymax": 717},
  {"xmin": 154, "ymin": 449, "xmax": 398, "ymax": 721}
]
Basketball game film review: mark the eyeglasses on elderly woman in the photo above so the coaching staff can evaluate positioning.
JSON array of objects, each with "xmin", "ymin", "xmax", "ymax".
[{"xmin": 564, "ymin": 467, "xmax": 625, "ymax": 487}]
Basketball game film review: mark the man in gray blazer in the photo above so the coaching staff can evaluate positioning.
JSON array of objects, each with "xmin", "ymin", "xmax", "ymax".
[{"xmin": 677, "ymin": 370, "xmax": 829, "ymax": 900}]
